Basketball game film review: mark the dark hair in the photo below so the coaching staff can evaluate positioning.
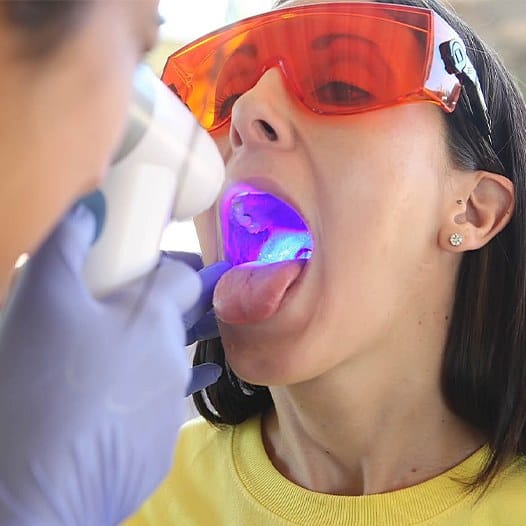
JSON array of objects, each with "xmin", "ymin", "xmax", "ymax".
[
  {"xmin": 2, "ymin": 0, "xmax": 90, "ymax": 58},
  {"xmin": 193, "ymin": 0, "xmax": 526, "ymax": 490}
]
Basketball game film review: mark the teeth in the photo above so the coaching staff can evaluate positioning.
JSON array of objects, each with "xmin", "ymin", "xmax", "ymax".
[
  {"xmin": 240, "ymin": 216, "xmax": 263, "ymax": 234},
  {"xmin": 232, "ymin": 197, "xmax": 263, "ymax": 234},
  {"xmin": 236, "ymin": 213, "xmax": 256, "ymax": 229},
  {"xmin": 295, "ymin": 248, "xmax": 312, "ymax": 260},
  {"xmin": 258, "ymin": 230, "xmax": 313, "ymax": 264}
]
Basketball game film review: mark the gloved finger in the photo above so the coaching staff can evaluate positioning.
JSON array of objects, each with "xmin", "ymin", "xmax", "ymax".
[
  {"xmin": 185, "ymin": 363, "xmax": 223, "ymax": 396},
  {"xmin": 182, "ymin": 261, "xmax": 231, "ymax": 330},
  {"xmin": 162, "ymin": 251, "xmax": 204, "ymax": 271},
  {"xmin": 185, "ymin": 310, "xmax": 219, "ymax": 345},
  {"xmin": 144, "ymin": 259, "xmax": 202, "ymax": 314},
  {"xmin": 76, "ymin": 190, "xmax": 106, "ymax": 243},
  {"xmin": 27, "ymin": 203, "xmax": 97, "ymax": 279}
]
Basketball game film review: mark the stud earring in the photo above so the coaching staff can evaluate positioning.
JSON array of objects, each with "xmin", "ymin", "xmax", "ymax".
[{"xmin": 449, "ymin": 233, "xmax": 464, "ymax": 247}]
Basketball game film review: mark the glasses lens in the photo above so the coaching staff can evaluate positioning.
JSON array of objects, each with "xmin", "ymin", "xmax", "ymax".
[
  {"xmin": 288, "ymin": 13, "xmax": 429, "ymax": 115},
  {"xmin": 164, "ymin": 5, "xmax": 459, "ymax": 131}
]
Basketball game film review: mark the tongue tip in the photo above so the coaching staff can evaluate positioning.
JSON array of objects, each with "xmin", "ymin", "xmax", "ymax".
[{"xmin": 213, "ymin": 259, "xmax": 306, "ymax": 325}]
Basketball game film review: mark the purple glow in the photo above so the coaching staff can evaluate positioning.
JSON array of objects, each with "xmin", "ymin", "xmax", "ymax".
[{"xmin": 221, "ymin": 185, "xmax": 313, "ymax": 266}]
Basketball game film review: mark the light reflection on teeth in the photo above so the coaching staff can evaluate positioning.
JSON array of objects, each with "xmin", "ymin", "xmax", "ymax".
[
  {"xmin": 232, "ymin": 198, "xmax": 262, "ymax": 234},
  {"xmin": 221, "ymin": 185, "xmax": 313, "ymax": 266},
  {"xmin": 258, "ymin": 229, "xmax": 313, "ymax": 264}
]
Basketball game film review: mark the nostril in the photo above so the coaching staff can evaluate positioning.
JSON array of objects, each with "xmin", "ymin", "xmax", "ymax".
[
  {"xmin": 257, "ymin": 120, "xmax": 278, "ymax": 141},
  {"xmin": 231, "ymin": 126, "xmax": 242, "ymax": 148}
]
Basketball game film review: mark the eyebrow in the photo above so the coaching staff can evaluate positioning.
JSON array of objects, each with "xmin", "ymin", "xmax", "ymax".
[
  {"xmin": 231, "ymin": 43, "xmax": 258, "ymax": 59},
  {"xmin": 311, "ymin": 33, "xmax": 379, "ymax": 51},
  {"xmin": 310, "ymin": 32, "xmax": 397, "ymax": 82}
]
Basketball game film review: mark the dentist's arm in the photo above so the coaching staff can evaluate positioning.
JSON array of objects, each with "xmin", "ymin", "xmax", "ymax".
[{"xmin": 0, "ymin": 205, "xmax": 226, "ymax": 526}]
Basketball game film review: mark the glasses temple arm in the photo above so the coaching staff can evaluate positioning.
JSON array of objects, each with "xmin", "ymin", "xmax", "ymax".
[{"xmin": 440, "ymin": 39, "xmax": 493, "ymax": 144}]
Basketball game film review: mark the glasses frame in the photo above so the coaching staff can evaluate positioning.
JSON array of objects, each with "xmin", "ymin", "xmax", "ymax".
[{"xmin": 162, "ymin": 2, "xmax": 492, "ymax": 142}]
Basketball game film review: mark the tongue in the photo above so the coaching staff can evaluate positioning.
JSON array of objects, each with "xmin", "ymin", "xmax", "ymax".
[{"xmin": 213, "ymin": 260, "xmax": 305, "ymax": 324}]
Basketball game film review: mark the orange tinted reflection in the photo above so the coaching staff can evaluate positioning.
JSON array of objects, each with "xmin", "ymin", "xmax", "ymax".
[
  {"xmin": 214, "ymin": 39, "xmax": 264, "ymax": 125},
  {"xmin": 163, "ymin": 4, "xmax": 445, "ymax": 131}
]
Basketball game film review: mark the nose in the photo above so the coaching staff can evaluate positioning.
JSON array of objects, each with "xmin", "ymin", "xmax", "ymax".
[{"xmin": 229, "ymin": 68, "xmax": 295, "ymax": 152}]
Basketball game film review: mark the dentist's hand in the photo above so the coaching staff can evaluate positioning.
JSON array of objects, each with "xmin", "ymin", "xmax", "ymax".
[
  {"xmin": 0, "ymin": 205, "xmax": 225, "ymax": 526},
  {"xmin": 163, "ymin": 252, "xmax": 230, "ymax": 348}
]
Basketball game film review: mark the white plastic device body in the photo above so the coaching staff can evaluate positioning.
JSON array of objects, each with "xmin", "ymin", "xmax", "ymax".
[{"xmin": 83, "ymin": 65, "xmax": 224, "ymax": 297}]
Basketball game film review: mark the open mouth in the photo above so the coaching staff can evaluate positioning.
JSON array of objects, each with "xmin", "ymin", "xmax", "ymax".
[{"xmin": 220, "ymin": 184, "xmax": 314, "ymax": 266}]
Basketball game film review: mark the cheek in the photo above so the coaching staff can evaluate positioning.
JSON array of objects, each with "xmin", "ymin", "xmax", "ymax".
[
  {"xmin": 194, "ymin": 208, "xmax": 220, "ymax": 264},
  {"xmin": 72, "ymin": 34, "xmax": 138, "ymax": 188},
  {"xmin": 192, "ymin": 132, "xmax": 230, "ymax": 264},
  {"xmin": 212, "ymin": 132, "xmax": 231, "ymax": 160},
  {"xmin": 81, "ymin": 70, "xmax": 135, "ymax": 189},
  {"xmin": 310, "ymin": 142, "xmax": 442, "ymax": 328},
  {"xmin": 57, "ymin": 2, "xmax": 145, "ymax": 186}
]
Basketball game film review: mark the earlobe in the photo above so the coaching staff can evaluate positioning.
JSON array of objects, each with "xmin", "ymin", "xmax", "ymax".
[{"xmin": 439, "ymin": 171, "xmax": 515, "ymax": 252}]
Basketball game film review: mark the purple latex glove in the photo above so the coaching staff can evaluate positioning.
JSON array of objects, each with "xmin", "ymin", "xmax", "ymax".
[
  {"xmin": 164, "ymin": 252, "xmax": 231, "ymax": 348},
  {"xmin": 0, "ymin": 205, "xmax": 222, "ymax": 525},
  {"xmin": 181, "ymin": 257, "xmax": 231, "ymax": 395}
]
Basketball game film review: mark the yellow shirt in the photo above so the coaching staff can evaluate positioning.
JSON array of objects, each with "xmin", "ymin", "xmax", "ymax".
[{"xmin": 125, "ymin": 416, "xmax": 526, "ymax": 525}]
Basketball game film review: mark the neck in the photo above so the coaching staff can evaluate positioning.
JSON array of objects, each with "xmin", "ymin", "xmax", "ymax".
[{"xmin": 263, "ymin": 332, "xmax": 484, "ymax": 496}]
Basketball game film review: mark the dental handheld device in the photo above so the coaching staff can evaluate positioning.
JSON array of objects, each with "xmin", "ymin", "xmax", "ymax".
[{"xmin": 83, "ymin": 65, "xmax": 224, "ymax": 297}]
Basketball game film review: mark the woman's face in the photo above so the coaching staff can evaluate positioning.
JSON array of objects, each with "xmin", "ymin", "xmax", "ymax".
[
  {"xmin": 196, "ymin": 0, "xmax": 460, "ymax": 386},
  {"xmin": 0, "ymin": 0, "xmax": 159, "ymax": 259}
]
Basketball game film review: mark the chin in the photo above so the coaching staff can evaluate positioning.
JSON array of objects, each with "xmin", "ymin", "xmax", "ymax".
[{"xmin": 220, "ymin": 324, "xmax": 321, "ymax": 387}]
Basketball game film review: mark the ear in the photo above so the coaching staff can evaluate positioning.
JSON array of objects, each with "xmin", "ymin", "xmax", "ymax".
[{"xmin": 438, "ymin": 171, "xmax": 515, "ymax": 252}]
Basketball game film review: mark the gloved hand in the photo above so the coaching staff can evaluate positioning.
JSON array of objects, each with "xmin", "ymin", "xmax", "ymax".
[
  {"xmin": 163, "ymin": 252, "xmax": 231, "ymax": 347},
  {"xmin": 0, "ymin": 205, "xmax": 226, "ymax": 526},
  {"xmin": 167, "ymin": 252, "xmax": 230, "ymax": 397}
]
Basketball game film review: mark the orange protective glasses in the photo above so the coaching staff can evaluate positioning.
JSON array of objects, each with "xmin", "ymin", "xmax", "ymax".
[{"xmin": 162, "ymin": 2, "xmax": 491, "ymax": 139}]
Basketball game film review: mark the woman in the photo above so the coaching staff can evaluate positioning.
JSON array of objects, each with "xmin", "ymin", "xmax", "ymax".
[
  {"xmin": 128, "ymin": 0, "xmax": 526, "ymax": 524},
  {"xmin": 0, "ymin": 2, "xmax": 225, "ymax": 524}
]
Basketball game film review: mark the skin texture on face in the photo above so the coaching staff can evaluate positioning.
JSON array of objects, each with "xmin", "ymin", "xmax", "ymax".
[
  {"xmin": 197, "ymin": 6, "xmax": 462, "ymax": 388},
  {"xmin": 0, "ymin": 0, "xmax": 159, "ymax": 299},
  {"xmin": 196, "ymin": 0, "xmax": 513, "ymax": 392},
  {"xmin": 195, "ymin": 0, "xmax": 514, "ymax": 496},
  {"xmin": 207, "ymin": 74, "xmax": 459, "ymax": 385}
]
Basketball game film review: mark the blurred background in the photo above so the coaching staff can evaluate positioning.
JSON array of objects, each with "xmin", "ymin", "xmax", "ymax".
[{"xmin": 150, "ymin": 0, "xmax": 526, "ymax": 254}]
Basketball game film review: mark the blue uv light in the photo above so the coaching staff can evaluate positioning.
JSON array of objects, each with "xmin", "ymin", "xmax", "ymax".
[
  {"xmin": 221, "ymin": 186, "xmax": 313, "ymax": 266},
  {"xmin": 258, "ymin": 229, "xmax": 313, "ymax": 264}
]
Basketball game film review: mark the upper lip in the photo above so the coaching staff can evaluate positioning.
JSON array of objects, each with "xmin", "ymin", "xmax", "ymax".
[{"xmin": 221, "ymin": 159, "xmax": 309, "ymax": 222}]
